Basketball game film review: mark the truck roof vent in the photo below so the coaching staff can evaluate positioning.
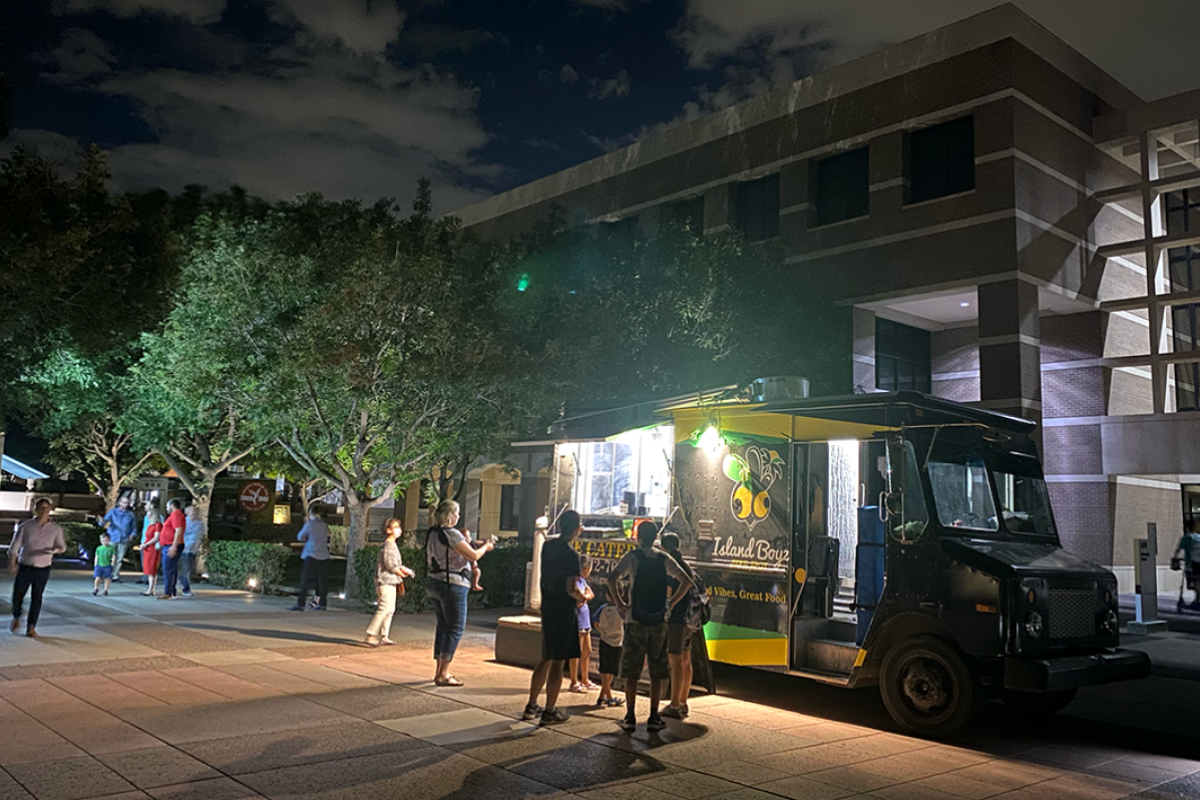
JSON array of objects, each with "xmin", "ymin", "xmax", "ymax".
[{"xmin": 746, "ymin": 376, "xmax": 810, "ymax": 403}]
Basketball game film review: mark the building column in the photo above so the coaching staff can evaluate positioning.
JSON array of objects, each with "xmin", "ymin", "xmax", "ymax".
[
  {"xmin": 402, "ymin": 480, "xmax": 421, "ymax": 537},
  {"xmin": 978, "ymin": 279, "xmax": 1042, "ymax": 425},
  {"xmin": 852, "ymin": 307, "xmax": 876, "ymax": 393}
]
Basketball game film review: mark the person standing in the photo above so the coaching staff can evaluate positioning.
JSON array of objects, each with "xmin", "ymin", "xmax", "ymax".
[
  {"xmin": 1173, "ymin": 520, "xmax": 1200, "ymax": 610},
  {"xmin": 522, "ymin": 509, "xmax": 588, "ymax": 724},
  {"xmin": 425, "ymin": 499, "xmax": 495, "ymax": 687},
  {"xmin": 157, "ymin": 499, "xmax": 186, "ymax": 600},
  {"xmin": 606, "ymin": 520, "xmax": 692, "ymax": 732},
  {"xmin": 101, "ymin": 495, "xmax": 137, "ymax": 582},
  {"xmin": 292, "ymin": 507, "xmax": 331, "ymax": 611},
  {"xmin": 139, "ymin": 507, "xmax": 162, "ymax": 597},
  {"xmin": 179, "ymin": 504, "xmax": 205, "ymax": 598},
  {"xmin": 365, "ymin": 518, "xmax": 414, "ymax": 646},
  {"xmin": 93, "ymin": 533, "xmax": 116, "ymax": 596},
  {"xmin": 660, "ymin": 532, "xmax": 697, "ymax": 719},
  {"xmin": 8, "ymin": 498, "xmax": 67, "ymax": 637}
]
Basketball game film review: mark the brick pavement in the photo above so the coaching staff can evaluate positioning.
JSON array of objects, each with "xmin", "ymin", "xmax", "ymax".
[{"xmin": 2, "ymin": 569, "xmax": 1199, "ymax": 800}]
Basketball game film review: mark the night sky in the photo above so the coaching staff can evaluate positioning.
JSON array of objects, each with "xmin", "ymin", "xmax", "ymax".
[{"xmin": 6, "ymin": 0, "xmax": 1200, "ymax": 214}]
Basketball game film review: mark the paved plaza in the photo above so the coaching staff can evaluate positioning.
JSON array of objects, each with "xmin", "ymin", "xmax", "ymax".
[{"xmin": 2, "ymin": 568, "xmax": 1200, "ymax": 800}]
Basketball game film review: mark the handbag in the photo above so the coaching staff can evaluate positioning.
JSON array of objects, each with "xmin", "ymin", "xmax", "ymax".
[{"xmin": 397, "ymin": 580, "xmax": 406, "ymax": 596}]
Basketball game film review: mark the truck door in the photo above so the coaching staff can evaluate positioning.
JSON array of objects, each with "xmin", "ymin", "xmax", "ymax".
[{"xmin": 791, "ymin": 442, "xmax": 838, "ymax": 621}]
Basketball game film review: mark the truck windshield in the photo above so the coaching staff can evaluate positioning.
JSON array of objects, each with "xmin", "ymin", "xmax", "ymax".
[
  {"xmin": 991, "ymin": 452, "xmax": 1056, "ymax": 536},
  {"xmin": 928, "ymin": 454, "xmax": 999, "ymax": 532}
]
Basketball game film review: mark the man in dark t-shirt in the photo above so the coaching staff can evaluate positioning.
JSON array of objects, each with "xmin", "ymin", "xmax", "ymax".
[{"xmin": 523, "ymin": 510, "xmax": 587, "ymax": 725}]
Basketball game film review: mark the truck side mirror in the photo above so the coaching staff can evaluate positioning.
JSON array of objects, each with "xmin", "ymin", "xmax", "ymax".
[{"xmin": 884, "ymin": 492, "xmax": 904, "ymax": 518}]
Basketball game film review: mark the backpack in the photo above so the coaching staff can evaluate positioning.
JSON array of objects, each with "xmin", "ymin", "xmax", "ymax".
[
  {"xmin": 682, "ymin": 570, "xmax": 712, "ymax": 632},
  {"xmin": 426, "ymin": 526, "xmax": 470, "ymax": 579},
  {"xmin": 630, "ymin": 549, "xmax": 669, "ymax": 625}
]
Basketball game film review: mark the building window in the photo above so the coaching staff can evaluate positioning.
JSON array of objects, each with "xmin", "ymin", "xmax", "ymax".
[
  {"xmin": 735, "ymin": 173, "xmax": 780, "ymax": 242},
  {"xmin": 661, "ymin": 195, "xmax": 705, "ymax": 235},
  {"xmin": 499, "ymin": 483, "xmax": 520, "ymax": 532},
  {"xmin": 876, "ymin": 318, "xmax": 932, "ymax": 393},
  {"xmin": 1166, "ymin": 188, "xmax": 1200, "ymax": 237},
  {"xmin": 815, "ymin": 147, "xmax": 869, "ymax": 226},
  {"xmin": 907, "ymin": 116, "xmax": 975, "ymax": 203}
]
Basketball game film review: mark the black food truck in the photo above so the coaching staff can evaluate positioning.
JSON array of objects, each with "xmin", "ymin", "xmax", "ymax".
[{"xmin": 540, "ymin": 380, "xmax": 1150, "ymax": 737}]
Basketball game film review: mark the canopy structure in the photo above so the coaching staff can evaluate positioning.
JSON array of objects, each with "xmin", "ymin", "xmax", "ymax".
[{"xmin": 1, "ymin": 454, "xmax": 48, "ymax": 482}]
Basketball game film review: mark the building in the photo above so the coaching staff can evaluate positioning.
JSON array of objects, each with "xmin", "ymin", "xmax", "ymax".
[{"xmin": 452, "ymin": 3, "xmax": 1200, "ymax": 590}]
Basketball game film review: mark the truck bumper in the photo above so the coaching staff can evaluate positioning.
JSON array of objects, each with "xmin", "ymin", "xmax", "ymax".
[{"xmin": 1004, "ymin": 649, "xmax": 1151, "ymax": 693}]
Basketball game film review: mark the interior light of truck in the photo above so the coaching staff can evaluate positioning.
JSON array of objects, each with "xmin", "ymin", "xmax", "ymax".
[
  {"xmin": 1024, "ymin": 611, "xmax": 1043, "ymax": 639},
  {"xmin": 699, "ymin": 425, "xmax": 723, "ymax": 457}
]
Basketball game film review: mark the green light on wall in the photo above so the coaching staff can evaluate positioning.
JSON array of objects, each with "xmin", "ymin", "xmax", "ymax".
[{"xmin": 516, "ymin": 273, "xmax": 531, "ymax": 292}]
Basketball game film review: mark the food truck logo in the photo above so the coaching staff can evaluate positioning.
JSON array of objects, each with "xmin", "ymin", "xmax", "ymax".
[{"xmin": 722, "ymin": 446, "xmax": 784, "ymax": 530}]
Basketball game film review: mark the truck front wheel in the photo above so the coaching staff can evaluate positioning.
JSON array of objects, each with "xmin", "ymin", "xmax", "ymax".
[
  {"xmin": 880, "ymin": 636, "xmax": 975, "ymax": 738},
  {"xmin": 1003, "ymin": 688, "xmax": 1077, "ymax": 716}
]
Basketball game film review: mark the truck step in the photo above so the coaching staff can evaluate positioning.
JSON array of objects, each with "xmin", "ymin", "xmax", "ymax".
[
  {"xmin": 805, "ymin": 638, "xmax": 859, "ymax": 674},
  {"xmin": 828, "ymin": 615, "xmax": 858, "ymax": 642}
]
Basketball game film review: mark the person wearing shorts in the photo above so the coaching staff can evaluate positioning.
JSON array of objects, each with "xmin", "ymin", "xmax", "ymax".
[
  {"xmin": 523, "ymin": 509, "xmax": 587, "ymax": 726},
  {"xmin": 661, "ymin": 532, "xmax": 696, "ymax": 719},
  {"xmin": 593, "ymin": 603, "xmax": 625, "ymax": 707},
  {"xmin": 607, "ymin": 520, "xmax": 692, "ymax": 732}
]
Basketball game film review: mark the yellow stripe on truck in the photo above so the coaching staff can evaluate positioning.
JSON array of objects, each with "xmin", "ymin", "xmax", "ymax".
[{"xmin": 706, "ymin": 637, "xmax": 788, "ymax": 667}]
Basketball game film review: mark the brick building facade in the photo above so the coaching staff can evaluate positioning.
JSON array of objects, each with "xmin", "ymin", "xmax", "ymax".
[{"xmin": 454, "ymin": 4, "xmax": 1200, "ymax": 589}]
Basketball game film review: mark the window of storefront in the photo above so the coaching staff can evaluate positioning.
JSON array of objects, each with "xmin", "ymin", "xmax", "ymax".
[
  {"xmin": 735, "ymin": 173, "xmax": 780, "ymax": 242},
  {"xmin": 815, "ymin": 147, "xmax": 869, "ymax": 225},
  {"xmin": 661, "ymin": 195, "xmax": 705, "ymax": 236},
  {"xmin": 875, "ymin": 318, "xmax": 932, "ymax": 392},
  {"xmin": 499, "ymin": 483, "xmax": 520, "ymax": 531},
  {"xmin": 907, "ymin": 115, "xmax": 975, "ymax": 203}
]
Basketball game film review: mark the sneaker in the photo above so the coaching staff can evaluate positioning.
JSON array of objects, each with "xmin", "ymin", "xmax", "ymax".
[
  {"xmin": 92, "ymin": 589, "xmax": 99, "ymax": 596},
  {"xmin": 26, "ymin": 627, "xmax": 37, "ymax": 638},
  {"xmin": 521, "ymin": 702, "xmax": 543, "ymax": 721},
  {"xmin": 180, "ymin": 592, "xmax": 193, "ymax": 598},
  {"xmin": 540, "ymin": 708, "xmax": 570, "ymax": 725},
  {"xmin": 680, "ymin": 703, "xmax": 689, "ymax": 718},
  {"xmin": 660, "ymin": 705, "xmax": 682, "ymax": 719},
  {"xmin": 617, "ymin": 714, "xmax": 637, "ymax": 732},
  {"xmin": 646, "ymin": 714, "xmax": 666, "ymax": 731},
  {"xmin": 157, "ymin": 595, "xmax": 174, "ymax": 600},
  {"xmin": 606, "ymin": 697, "xmax": 625, "ymax": 708},
  {"xmin": 289, "ymin": 605, "xmax": 305, "ymax": 611},
  {"xmin": 103, "ymin": 590, "xmax": 109, "ymax": 596},
  {"xmin": 9, "ymin": 617, "xmax": 19, "ymax": 634}
]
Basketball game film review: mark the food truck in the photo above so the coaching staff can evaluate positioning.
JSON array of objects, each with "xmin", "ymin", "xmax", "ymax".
[{"xmin": 541, "ymin": 378, "xmax": 1150, "ymax": 737}]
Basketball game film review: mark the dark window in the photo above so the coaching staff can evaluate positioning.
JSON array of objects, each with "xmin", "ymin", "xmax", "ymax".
[
  {"xmin": 735, "ymin": 174, "xmax": 780, "ymax": 242},
  {"xmin": 876, "ymin": 318, "xmax": 932, "ymax": 393},
  {"xmin": 1166, "ymin": 191, "xmax": 1200, "ymax": 410},
  {"xmin": 815, "ymin": 147, "xmax": 869, "ymax": 225},
  {"xmin": 1166, "ymin": 188, "xmax": 1200, "ymax": 237},
  {"xmin": 908, "ymin": 116, "xmax": 975, "ymax": 203},
  {"xmin": 499, "ymin": 484, "xmax": 520, "ymax": 532},
  {"xmin": 661, "ymin": 195, "xmax": 705, "ymax": 235}
]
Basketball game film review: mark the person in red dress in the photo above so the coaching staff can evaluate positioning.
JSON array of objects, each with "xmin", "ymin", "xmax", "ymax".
[
  {"xmin": 157, "ymin": 499, "xmax": 186, "ymax": 599},
  {"xmin": 140, "ymin": 505, "xmax": 163, "ymax": 597}
]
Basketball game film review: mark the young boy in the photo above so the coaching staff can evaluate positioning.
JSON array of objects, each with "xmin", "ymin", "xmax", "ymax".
[
  {"xmin": 568, "ymin": 555, "xmax": 598, "ymax": 692},
  {"xmin": 591, "ymin": 600, "xmax": 625, "ymax": 707},
  {"xmin": 93, "ymin": 533, "xmax": 116, "ymax": 596}
]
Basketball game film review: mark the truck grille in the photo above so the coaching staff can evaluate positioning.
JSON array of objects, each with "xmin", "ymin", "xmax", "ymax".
[{"xmin": 1049, "ymin": 587, "xmax": 1095, "ymax": 639}]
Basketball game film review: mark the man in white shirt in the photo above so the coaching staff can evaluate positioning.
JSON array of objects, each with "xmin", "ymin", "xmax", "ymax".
[{"xmin": 9, "ymin": 498, "xmax": 67, "ymax": 638}]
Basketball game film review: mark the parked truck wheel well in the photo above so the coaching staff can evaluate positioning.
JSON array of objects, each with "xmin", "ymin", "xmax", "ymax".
[{"xmin": 867, "ymin": 613, "xmax": 961, "ymax": 669}]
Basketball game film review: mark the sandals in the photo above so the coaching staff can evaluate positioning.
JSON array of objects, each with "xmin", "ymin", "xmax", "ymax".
[
  {"xmin": 380, "ymin": 637, "xmax": 396, "ymax": 646},
  {"xmin": 582, "ymin": 681, "xmax": 600, "ymax": 690},
  {"xmin": 568, "ymin": 682, "xmax": 587, "ymax": 693},
  {"xmin": 364, "ymin": 635, "xmax": 380, "ymax": 647},
  {"xmin": 434, "ymin": 675, "xmax": 464, "ymax": 687}
]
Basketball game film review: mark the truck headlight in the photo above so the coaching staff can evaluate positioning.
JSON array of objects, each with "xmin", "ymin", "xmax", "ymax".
[
  {"xmin": 1102, "ymin": 609, "xmax": 1119, "ymax": 634},
  {"xmin": 1024, "ymin": 611, "xmax": 1043, "ymax": 639}
]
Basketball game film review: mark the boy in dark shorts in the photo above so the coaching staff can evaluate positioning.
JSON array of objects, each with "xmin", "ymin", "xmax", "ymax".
[
  {"xmin": 592, "ymin": 602, "xmax": 625, "ymax": 707},
  {"xmin": 523, "ymin": 510, "xmax": 589, "ymax": 725},
  {"xmin": 93, "ymin": 533, "xmax": 116, "ymax": 596}
]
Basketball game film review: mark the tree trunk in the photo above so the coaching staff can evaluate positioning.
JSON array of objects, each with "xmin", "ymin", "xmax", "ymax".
[
  {"xmin": 343, "ymin": 496, "xmax": 370, "ymax": 599},
  {"xmin": 192, "ymin": 492, "xmax": 212, "ymax": 576},
  {"xmin": 104, "ymin": 483, "xmax": 121, "ymax": 513}
]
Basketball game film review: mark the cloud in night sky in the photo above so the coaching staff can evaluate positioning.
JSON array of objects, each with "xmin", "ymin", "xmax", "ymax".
[{"xmin": 52, "ymin": 0, "xmax": 226, "ymax": 25}]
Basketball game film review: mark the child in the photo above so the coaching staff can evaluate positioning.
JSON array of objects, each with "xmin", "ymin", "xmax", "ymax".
[
  {"xmin": 93, "ymin": 533, "xmax": 116, "ymax": 596},
  {"xmin": 568, "ymin": 555, "xmax": 598, "ymax": 692},
  {"xmin": 592, "ymin": 600, "xmax": 625, "ymax": 707}
]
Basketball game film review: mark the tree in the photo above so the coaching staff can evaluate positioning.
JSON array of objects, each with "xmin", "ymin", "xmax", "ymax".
[
  {"xmin": 0, "ymin": 148, "xmax": 178, "ymax": 419},
  {"xmin": 24, "ymin": 346, "xmax": 157, "ymax": 511}
]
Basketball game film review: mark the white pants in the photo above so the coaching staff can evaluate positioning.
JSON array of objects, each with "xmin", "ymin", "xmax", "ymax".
[
  {"xmin": 113, "ymin": 542, "xmax": 130, "ymax": 579},
  {"xmin": 366, "ymin": 583, "xmax": 398, "ymax": 639}
]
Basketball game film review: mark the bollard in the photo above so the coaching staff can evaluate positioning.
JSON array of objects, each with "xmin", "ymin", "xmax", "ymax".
[{"xmin": 1128, "ymin": 522, "xmax": 1168, "ymax": 634}]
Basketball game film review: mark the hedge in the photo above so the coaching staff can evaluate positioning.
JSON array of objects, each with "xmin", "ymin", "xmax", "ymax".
[
  {"xmin": 353, "ymin": 542, "xmax": 531, "ymax": 614},
  {"xmin": 205, "ymin": 541, "xmax": 292, "ymax": 591},
  {"xmin": 60, "ymin": 521, "xmax": 103, "ymax": 560}
]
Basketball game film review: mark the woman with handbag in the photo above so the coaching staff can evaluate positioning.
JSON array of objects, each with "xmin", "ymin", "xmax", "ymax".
[
  {"xmin": 426, "ymin": 499, "xmax": 495, "ymax": 686},
  {"xmin": 365, "ymin": 518, "xmax": 414, "ymax": 646}
]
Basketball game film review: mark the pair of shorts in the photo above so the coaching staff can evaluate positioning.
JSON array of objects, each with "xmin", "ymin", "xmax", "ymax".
[
  {"xmin": 620, "ymin": 620, "xmax": 669, "ymax": 680},
  {"xmin": 94, "ymin": 566, "xmax": 113, "ymax": 579},
  {"xmin": 542, "ymin": 601, "xmax": 582, "ymax": 661},
  {"xmin": 598, "ymin": 640, "xmax": 621, "ymax": 676},
  {"xmin": 667, "ymin": 622, "xmax": 693, "ymax": 655}
]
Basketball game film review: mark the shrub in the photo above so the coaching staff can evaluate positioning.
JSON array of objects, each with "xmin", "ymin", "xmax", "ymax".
[
  {"xmin": 476, "ymin": 543, "xmax": 532, "ymax": 609},
  {"xmin": 206, "ymin": 541, "xmax": 291, "ymax": 591},
  {"xmin": 328, "ymin": 525, "xmax": 348, "ymax": 556},
  {"xmin": 60, "ymin": 521, "xmax": 102, "ymax": 559},
  {"xmin": 352, "ymin": 546, "xmax": 430, "ymax": 613}
]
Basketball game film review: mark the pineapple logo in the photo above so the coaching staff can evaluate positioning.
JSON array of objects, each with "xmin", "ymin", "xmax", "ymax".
[{"xmin": 722, "ymin": 446, "xmax": 785, "ymax": 530}]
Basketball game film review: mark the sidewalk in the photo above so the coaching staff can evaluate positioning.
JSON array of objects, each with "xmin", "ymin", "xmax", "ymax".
[{"xmin": 1, "ymin": 568, "xmax": 1199, "ymax": 800}]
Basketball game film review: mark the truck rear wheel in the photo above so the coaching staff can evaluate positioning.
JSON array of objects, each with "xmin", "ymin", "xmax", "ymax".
[
  {"xmin": 1003, "ymin": 688, "xmax": 1077, "ymax": 716},
  {"xmin": 880, "ymin": 636, "xmax": 975, "ymax": 738}
]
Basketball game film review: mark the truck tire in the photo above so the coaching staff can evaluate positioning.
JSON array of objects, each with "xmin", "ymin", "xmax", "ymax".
[
  {"xmin": 1003, "ymin": 688, "xmax": 1077, "ymax": 716},
  {"xmin": 880, "ymin": 636, "xmax": 975, "ymax": 738}
]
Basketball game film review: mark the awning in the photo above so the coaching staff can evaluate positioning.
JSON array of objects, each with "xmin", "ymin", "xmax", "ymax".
[
  {"xmin": 1, "ymin": 455, "xmax": 49, "ymax": 481},
  {"xmin": 669, "ymin": 406, "xmax": 893, "ymax": 444}
]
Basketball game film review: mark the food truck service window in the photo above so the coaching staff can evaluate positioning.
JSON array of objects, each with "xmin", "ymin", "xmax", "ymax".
[{"xmin": 559, "ymin": 425, "xmax": 673, "ymax": 518}]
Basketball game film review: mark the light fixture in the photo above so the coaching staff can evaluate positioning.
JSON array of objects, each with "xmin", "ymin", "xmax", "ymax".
[
  {"xmin": 338, "ymin": 592, "xmax": 346, "ymax": 600},
  {"xmin": 959, "ymin": 301, "xmax": 970, "ymax": 308},
  {"xmin": 698, "ymin": 425, "xmax": 723, "ymax": 457},
  {"xmin": 247, "ymin": 577, "xmax": 258, "ymax": 589}
]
